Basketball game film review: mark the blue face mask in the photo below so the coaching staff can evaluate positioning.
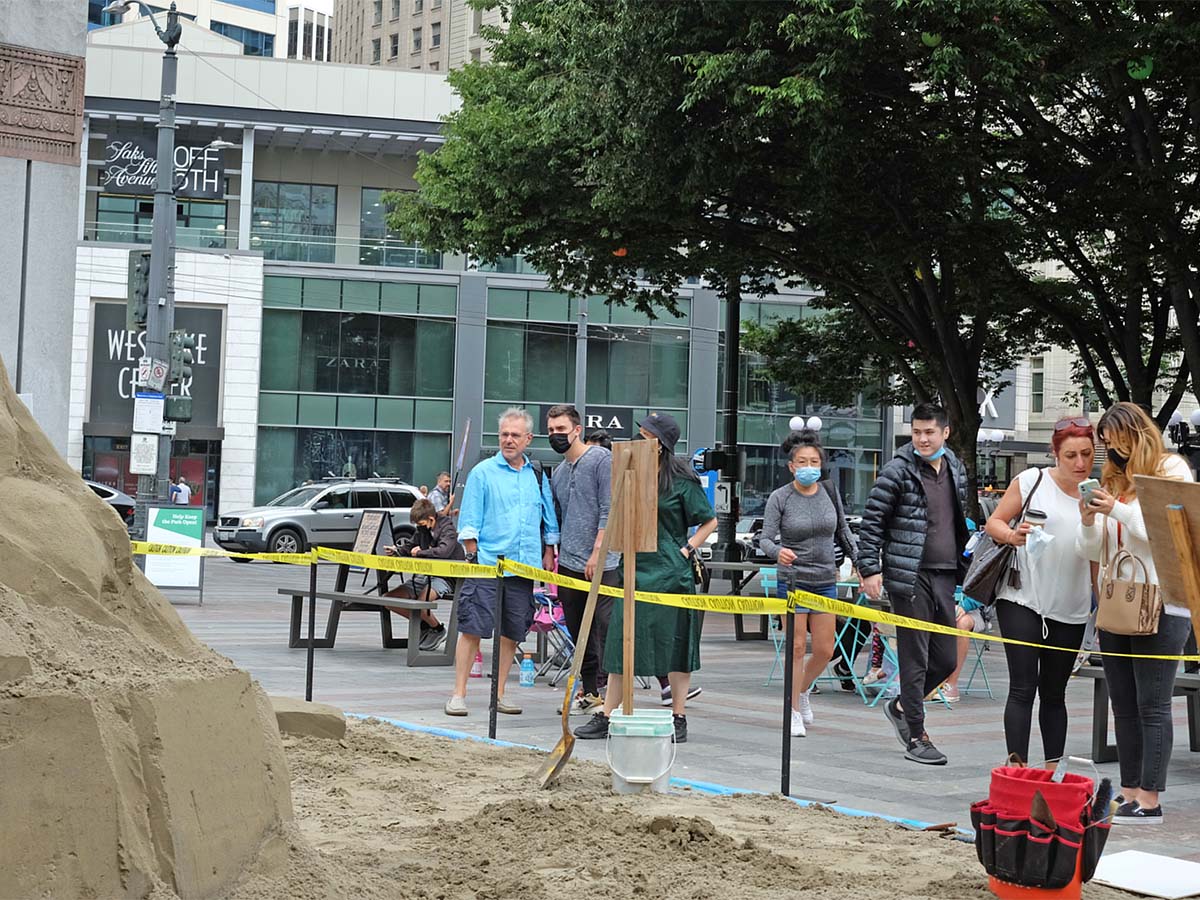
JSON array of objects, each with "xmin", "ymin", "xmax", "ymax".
[
  {"xmin": 918, "ymin": 446, "xmax": 946, "ymax": 461},
  {"xmin": 794, "ymin": 467, "xmax": 822, "ymax": 486}
]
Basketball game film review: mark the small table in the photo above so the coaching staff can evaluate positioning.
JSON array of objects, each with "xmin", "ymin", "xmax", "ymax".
[{"xmin": 704, "ymin": 560, "xmax": 770, "ymax": 640}]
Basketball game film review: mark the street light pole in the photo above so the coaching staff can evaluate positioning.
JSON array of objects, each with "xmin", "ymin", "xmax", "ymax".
[{"xmin": 106, "ymin": 0, "xmax": 183, "ymax": 540}]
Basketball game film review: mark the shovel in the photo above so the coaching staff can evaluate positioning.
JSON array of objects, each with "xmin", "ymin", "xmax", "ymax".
[{"xmin": 536, "ymin": 463, "xmax": 628, "ymax": 788}]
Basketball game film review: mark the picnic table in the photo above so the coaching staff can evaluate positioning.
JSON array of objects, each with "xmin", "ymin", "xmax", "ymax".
[
  {"xmin": 1073, "ymin": 665, "xmax": 1200, "ymax": 763},
  {"xmin": 704, "ymin": 560, "xmax": 772, "ymax": 640}
]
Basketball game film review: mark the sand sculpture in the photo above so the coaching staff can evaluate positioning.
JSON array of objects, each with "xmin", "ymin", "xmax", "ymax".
[{"xmin": 0, "ymin": 357, "xmax": 293, "ymax": 899}]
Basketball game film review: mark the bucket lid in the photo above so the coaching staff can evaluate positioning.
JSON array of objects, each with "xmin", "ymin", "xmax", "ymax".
[{"xmin": 609, "ymin": 709, "xmax": 674, "ymax": 737}]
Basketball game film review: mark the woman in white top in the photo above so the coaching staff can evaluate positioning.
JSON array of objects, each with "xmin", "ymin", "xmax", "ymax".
[
  {"xmin": 985, "ymin": 417, "xmax": 1095, "ymax": 765},
  {"xmin": 1077, "ymin": 402, "xmax": 1195, "ymax": 825}
]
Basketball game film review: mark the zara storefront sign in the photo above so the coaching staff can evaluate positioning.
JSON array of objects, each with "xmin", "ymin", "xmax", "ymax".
[{"xmin": 100, "ymin": 136, "xmax": 224, "ymax": 200}]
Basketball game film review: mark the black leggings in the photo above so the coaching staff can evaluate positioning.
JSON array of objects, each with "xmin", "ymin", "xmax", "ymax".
[{"xmin": 996, "ymin": 600, "xmax": 1086, "ymax": 764}]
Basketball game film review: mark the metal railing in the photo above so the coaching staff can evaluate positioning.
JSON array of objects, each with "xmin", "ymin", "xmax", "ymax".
[{"xmin": 83, "ymin": 222, "xmax": 443, "ymax": 269}]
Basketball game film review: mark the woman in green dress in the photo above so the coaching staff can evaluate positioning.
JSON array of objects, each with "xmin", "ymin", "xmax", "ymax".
[{"xmin": 574, "ymin": 412, "xmax": 718, "ymax": 743}]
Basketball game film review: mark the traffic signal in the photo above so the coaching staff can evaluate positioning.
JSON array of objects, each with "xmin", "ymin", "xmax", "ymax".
[
  {"xmin": 165, "ymin": 329, "xmax": 196, "ymax": 422},
  {"xmin": 126, "ymin": 250, "xmax": 151, "ymax": 330}
]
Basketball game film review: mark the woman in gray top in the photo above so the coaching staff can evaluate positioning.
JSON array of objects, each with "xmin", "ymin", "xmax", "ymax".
[{"xmin": 760, "ymin": 430, "xmax": 858, "ymax": 738}]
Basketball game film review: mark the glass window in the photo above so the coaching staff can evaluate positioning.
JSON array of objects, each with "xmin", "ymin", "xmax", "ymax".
[
  {"xmin": 254, "ymin": 427, "xmax": 451, "ymax": 504},
  {"xmin": 412, "ymin": 27, "xmax": 422, "ymax": 51},
  {"xmin": 484, "ymin": 322, "xmax": 576, "ymax": 404},
  {"xmin": 587, "ymin": 325, "xmax": 688, "ymax": 408},
  {"xmin": 371, "ymin": 37, "xmax": 381, "ymax": 63},
  {"xmin": 287, "ymin": 7, "xmax": 298, "ymax": 57},
  {"xmin": 259, "ymin": 308, "xmax": 454, "ymax": 398},
  {"xmin": 359, "ymin": 188, "xmax": 441, "ymax": 267},
  {"xmin": 470, "ymin": 7, "xmax": 482, "ymax": 33},
  {"xmin": 414, "ymin": 0, "xmax": 423, "ymax": 10},
  {"xmin": 430, "ymin": 21, "xmax": 440, "ymax": 47},
  {"xmin": 211, "ymin": 21, "xmax": 275, "ymax": 56},
  {"xmin": 1031, "ymin": 370, "xmax": 1045, "ymax": 414},
  {"xmin": 216, "ymin": 0, "xmax": 275, "ymax": 11},
  {"xmin": 315, "ymin": 21, "xmax": 325, "ymax": 59},
  {"xmin": 385, "ymin": 489, "xmax": 415, "ymax": 509},
  {"xmin": 389, "ymin": 32, "xmax": 398, "ymax": 57},
  {"xmin": 352, "ymin": 488, "xmax": 382, "ymax": 508},
  {"xmin": 391, "ymin": 0, "xmax": 400, "ymax": 17},
  {"xmin": 373, "ymin": 0, "xmax": 382, "ymax": 24},
  {"xmin": 95, "ymin": 194, "xmax": 228, "ymax": 248},
  {"xmin": 251, "ymin": 180, "xmax": 336, "ymax": 263}
]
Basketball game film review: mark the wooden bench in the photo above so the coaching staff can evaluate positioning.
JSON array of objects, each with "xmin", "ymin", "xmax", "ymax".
[
  {"xmin": 280, "ymin": 582, "xmax": 459, "ymax": 667},
  {"xmin": 1074, "ymin": 665, "xmax": 1200, "ymax": 763}
]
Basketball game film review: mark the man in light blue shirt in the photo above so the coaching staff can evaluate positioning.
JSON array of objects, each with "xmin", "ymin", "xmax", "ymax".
[{"xmin": 446, "ymin": 407, "xmax": 559, "ymax": 717}]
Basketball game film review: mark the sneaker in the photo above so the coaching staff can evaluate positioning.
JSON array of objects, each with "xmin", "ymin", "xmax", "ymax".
[
  {"xmin": 1114, "ymin": 803, "xmax": 1163, "ymax": 825},
  {"xmin": 942, "ymin": 687, "xmax": 961, "ymax": 703},
  {"xmin": 833, "ymin": 661, "xmax": 856, "ymax": 692},
  {"xmin": 863, "ymin": 667, "xmax": 886, "ymax": 686},
  {"xmin": 444, "ymin": 695, "xmax": 467, "ymax": 717},
  {"xmin": 796, "ymin": 690, "xmax": 814, "ymax": 725},
  {"xmin": 790, "ymin": 709, "xmax": 807, "ymax": 738},
  {"xmin": 495, "ymin": 696, "xmax": 522, "ymax": 715},
  {"xmin": 906, "ymin": 734, "xmax": 948, "ymax": 765},
  {"xmin": 883, "ymin": 697, "xmax": 911, "ymax": 748},
  {"xmin": 673, "ymin": 714, "xmax": 688, "ymax": 743},
  {"xmin": 659, "ymin": 685, "xmax": 703, "ymax": 707},
  {"xmin": 568, "ymin": 692, "xmax": 604, "ymax": 716},
  {"xmin": 574, "ymin": 712, "xmax": 609, "ymax": 740},
  {"xmin": 419, "ymin": 623, "xmax": 446, "ymax": 651}
]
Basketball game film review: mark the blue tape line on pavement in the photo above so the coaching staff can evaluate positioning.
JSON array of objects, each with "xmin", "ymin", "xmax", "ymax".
[{"xmin": 347, "ymin": 713, "xmax": 972, "ymax": 840}]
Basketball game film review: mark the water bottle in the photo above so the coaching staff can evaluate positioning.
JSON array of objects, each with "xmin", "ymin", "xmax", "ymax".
[
  {"xmin": 469, "ymin": 651, "xmax": 483, "ymax": 678},
  {"xmin": 519, "ymin": 653, "xmax": 536, "ymax": 687}
]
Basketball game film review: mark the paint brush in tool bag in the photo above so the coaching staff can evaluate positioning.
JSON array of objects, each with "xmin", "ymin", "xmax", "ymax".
[{"xmin": 1090, "ymin": 778, "xmax": 1113, "ymax": 825}]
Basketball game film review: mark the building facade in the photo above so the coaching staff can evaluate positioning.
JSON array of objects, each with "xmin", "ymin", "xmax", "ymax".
[
  {"xmin": 330, "ymin": 0, "xmax": 499, "ymax": 71},
  {"xmin": 73, "ymin": 26, "xmax": 888, "ymax": 524},
  {"xmin": 91, "ymin": 0, "xmax": 336, "ymax": 61}
]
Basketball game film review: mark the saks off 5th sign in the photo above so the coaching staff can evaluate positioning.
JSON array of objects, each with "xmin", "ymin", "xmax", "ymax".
[
  {"xmin": 101, "ymin": 137, "xmax": 225, "ymax": 199},
  {"xmin": 88, "ymin": 302, "xmax": 223, "ymax": 428}
]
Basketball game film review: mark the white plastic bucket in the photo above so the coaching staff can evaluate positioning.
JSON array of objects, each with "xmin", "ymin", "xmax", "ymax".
[{"xmin": 606, "ymin": 709, "xmax": 677, "ymax": 794}]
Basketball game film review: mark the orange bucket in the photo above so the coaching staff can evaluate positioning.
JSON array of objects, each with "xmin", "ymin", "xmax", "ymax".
[{"xmin": 988, "ymin": 849, "xmax": 1081, "ymax": 900}]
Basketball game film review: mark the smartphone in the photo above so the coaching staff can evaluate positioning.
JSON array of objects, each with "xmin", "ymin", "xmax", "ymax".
[{"xmin": 1079, "ymin": 478, "xmax": 1100, "ymax": 505}]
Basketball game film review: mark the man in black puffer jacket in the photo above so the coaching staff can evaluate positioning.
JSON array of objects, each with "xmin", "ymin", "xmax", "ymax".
[{"xmin": 857, "ymin": 402, "xmax": 969, "ymax": 766}]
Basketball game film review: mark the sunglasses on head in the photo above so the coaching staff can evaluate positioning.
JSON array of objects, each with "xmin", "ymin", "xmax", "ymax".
[{"xmin": 1053, "ymin": 417, "xmax": 1091, "ymax": 431}]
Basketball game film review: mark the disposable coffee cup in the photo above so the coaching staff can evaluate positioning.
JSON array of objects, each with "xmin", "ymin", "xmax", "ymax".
[{"xmin": 1025, "ymin": 509, "xmax": 1047, "ymax": 529}]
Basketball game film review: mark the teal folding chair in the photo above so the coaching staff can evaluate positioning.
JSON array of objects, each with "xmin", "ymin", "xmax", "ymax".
[{"xmin": 760, "ymin": 567, "xmax": 786, "ymax": 686}]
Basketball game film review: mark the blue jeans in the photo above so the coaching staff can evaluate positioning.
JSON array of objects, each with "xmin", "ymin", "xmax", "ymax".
[
  {"xmin": 1100, "ymin": 614, "xmax": 1191, "ymax": 794},
  {"xmin": 777, "ymin": 579, "xmax": 836, "ymax": 614}
]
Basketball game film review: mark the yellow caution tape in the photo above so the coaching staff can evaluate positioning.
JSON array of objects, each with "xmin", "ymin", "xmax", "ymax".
[
  {"xmin": 500, "ymin": 558, "xmax": 790, "ymax": 615},
  {"xmin": 314, "ymin": 546, "xmax": 497, "ymax": 580},
  {"xmin": 788, "ymin": 587, "xmax": 1200, "ymax": 662},
  {"xmin": 131, "ymin": 541, "xmax": 315, "ymax": 566}
]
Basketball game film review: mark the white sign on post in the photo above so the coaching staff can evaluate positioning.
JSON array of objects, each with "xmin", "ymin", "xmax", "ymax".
[
  {"xmin": 133, "ymin": 391, "xmax": 165, "ymax": 434},
  {"xmin": 146, "ymin": 357, "xmax": 169, "ymax": 393},
  {"xmin": 714, "ymin": 480, "xmax": 733, "ymax": 515},
  {"xmin": 129, "ymin": 433, "xmax": 158, "ymax": 474}
]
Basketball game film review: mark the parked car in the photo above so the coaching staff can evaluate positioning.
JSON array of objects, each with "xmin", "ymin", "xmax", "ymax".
[
  {"xmin": 700, "ymin": 516, "xmax": 766, "ymax": 561},
  {"xmin": 85, "ymin": 479, "xmax": 136, "ymax": 529},
  {"xmin": 213, "ymin": 479, "xmax": 424, "ymax": 560}
]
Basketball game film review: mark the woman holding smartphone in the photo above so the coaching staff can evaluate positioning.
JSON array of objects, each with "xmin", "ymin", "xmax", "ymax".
[
  {"xmin": 985, "ymin": 417, "xmax": 1095, "ymax": 764},
  {"xmin": 1077, "ymin": 402, "xmax": 1195, "ymax": 825}
]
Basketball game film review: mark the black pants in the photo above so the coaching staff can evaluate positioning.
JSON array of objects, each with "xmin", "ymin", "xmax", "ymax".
[
  {"xmin": 557, "ymin": 565, "xmax": 618, "ymax": 696},
  {"xmin": 1100, "ymin": 614, "xmax": 1191, "ymax": 794},
  {"xmin": 893, "ymin": 569, "xmax": 958, "ymax": 739},
  {"xmin": 995, "ymin": 600, "xmax": 1086, "ymax": 764}
]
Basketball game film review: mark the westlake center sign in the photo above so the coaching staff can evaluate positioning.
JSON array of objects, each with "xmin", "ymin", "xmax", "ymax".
[{"xmin": 100, "ymin": 136, "xmax": 225, "ymax": 199}]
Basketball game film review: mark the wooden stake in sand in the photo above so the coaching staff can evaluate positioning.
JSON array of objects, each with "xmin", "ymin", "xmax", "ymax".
[{"xmin": 607, "ymin": 438, "xmax": 660, "ymax": 715}]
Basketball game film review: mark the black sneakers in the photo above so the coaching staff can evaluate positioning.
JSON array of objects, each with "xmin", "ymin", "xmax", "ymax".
[
  {"xmin": 574, "ymin": 712, "xmax": 609, "ymax": 740},
  {"xmin": 905, "ymin": 734, "xmax": 947, "ymax": 766},
  {"xmin": 1113, "ymin": 802, "xmax": 1163, "ymax": 825},
  {"xmin": 418, "ymin": 623, "xmax": 446, "ymax": 651},
  {"xmin": 833, "ymin": 660, "xmax": 856, "ymax": 692},
  {"xmin": 673, "ymin": 714, "xmax": 688, "ymax": 743},
  {"xmin": 883, "ymin": 697, "xmax": 911, "ymax": 747}
]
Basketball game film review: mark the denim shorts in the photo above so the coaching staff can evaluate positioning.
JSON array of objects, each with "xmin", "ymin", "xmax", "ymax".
[
  {"xmin": 777, "ymin": 580, "xmax": 837, "ymax": 615},
  {"xmin": 457, "ymin": 576, "xmax": 535, "ymax": 642}
]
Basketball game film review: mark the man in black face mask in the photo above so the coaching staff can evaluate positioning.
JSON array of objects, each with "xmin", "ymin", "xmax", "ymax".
[{"xmin": 546, "ymin": 403, "xmax": 620, "ymax": 714}]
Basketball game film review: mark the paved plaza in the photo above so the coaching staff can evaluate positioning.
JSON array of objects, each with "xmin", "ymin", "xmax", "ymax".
[{"xmin": 171, "ymin": 551, "xmax": 1200, "ymax": 863}]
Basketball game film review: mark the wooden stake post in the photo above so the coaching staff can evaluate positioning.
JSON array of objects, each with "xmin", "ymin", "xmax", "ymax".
[
  {"xmin": 1134, "ymin": 476, "xmax": 1200, "ymax": 642},
  {"xmin": 608, "ymin": 439, "xmax": 659, "ymax": 716}
]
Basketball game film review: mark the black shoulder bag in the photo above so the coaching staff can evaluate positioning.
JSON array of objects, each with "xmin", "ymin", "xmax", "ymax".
[{"xmin": 962, "ymin": 469, "xmax": 1044, "ymax": 605}]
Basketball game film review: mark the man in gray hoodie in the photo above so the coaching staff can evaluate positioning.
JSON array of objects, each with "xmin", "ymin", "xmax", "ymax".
[{"xmin": 546, "ymin": 404, "xmax": 620, "ymax": 714}]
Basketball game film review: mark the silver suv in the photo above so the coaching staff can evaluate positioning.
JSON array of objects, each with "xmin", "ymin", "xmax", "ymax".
[{"xmin": 214, "ymin": 480, "xmax": 424, "ymax": 560}]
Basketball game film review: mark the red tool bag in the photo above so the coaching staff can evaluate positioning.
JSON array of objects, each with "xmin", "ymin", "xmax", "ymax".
[{"xmin": 971, "ymin": 764, "xmax": 1111, "ymax": 894}]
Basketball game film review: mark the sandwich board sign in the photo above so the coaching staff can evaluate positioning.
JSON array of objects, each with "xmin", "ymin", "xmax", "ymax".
[{"xmin": 144, "ymin": 506, "xmax": 205, "ymax": 602}]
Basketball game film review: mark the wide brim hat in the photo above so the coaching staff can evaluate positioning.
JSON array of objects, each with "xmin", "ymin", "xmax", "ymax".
[{"xmin": 638, "ymin": 412, "xmax": 680, "ymax": 453}]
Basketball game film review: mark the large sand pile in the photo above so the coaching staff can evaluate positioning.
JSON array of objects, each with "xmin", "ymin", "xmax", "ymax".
[
  {"xmin": 229, "ymin": 718, "xmax": 1128, "ymax": 900},
  {"xmin": 0, "ymin": 359, "xmax": 293, "ymax": 899}
]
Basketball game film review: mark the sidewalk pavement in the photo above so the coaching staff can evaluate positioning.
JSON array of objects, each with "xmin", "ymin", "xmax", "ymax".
[{"xmin": 170, "ymin": 555, "xmax": 1200, "ymax": 862}]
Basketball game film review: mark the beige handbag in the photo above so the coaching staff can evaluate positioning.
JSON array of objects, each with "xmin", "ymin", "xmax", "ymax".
[{"xmin": 1095, "ymin": 521, "xmax": 1162, "ymax": 636}]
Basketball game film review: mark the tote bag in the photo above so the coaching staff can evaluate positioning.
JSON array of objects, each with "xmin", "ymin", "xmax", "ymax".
[
  {"xmin": 963, "ymin": 470, "xmax": 1043, "ymax": 605},
  {"xmin": 1095, "ymin": 522, "xmax": 1161, "ymax": 636}
]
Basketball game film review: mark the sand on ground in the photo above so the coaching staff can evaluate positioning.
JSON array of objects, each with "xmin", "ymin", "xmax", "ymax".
[{"xmin": 222, "ymin": 718, "xmax": 1130, "ymax": 900}]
